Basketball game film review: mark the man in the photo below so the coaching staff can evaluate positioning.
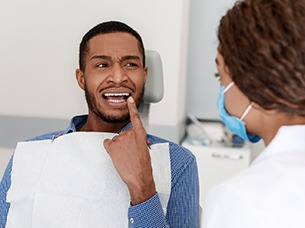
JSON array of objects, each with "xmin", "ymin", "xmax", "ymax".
[{"xmin": 0, "ymin": 21, "xmax": 199, "ymax": 227}]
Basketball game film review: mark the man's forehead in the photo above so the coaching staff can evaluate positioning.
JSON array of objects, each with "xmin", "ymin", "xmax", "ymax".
[
  {"xmin": 86, "ymin": 33, "xmax": 142, "ymax": 58},
  {"xmin": 89, "ymin": 33, "xmax": 139, "ymax": 48}
]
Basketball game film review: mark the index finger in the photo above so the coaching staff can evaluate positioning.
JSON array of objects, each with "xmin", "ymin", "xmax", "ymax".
[{"xmin": 127, "ymin": 96, "xmax": 145, "ymax": 132}]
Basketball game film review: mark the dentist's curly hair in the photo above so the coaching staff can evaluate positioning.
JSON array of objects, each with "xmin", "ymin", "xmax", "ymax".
[{"xmin": 218, "ymin": 0, "xmax": 305, "ymax": 116}]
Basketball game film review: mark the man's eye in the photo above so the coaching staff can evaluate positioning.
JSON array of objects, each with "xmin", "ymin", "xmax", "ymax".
[
  {"xmin": 97, "ymin": 63, "xmax": 108, "ymax": 68},
  {"xmin": 126, "ymin": 62, "xmax": 138, "ymax": 67}
]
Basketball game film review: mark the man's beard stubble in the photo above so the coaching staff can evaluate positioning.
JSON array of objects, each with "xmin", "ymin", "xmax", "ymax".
[{"xmin": 84, "ymin": 85, "xmax": 145, "ymax": 124}]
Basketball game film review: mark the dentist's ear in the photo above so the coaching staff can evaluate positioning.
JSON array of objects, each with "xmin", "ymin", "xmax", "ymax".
[
  {"xmin": 252, "ymin": 102, "xmax": 275, "ymax": 115},
  {"xmin": 76, "ymin": 69, "xmax": 85, "ymax": 91}
]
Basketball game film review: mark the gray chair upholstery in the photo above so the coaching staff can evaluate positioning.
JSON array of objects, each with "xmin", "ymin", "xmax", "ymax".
[
  {"xmin": 143, "ymin": 50, "xmax": 164, "ymax": 103},
  {"xmin": 139, "ymin": 50, "xmax": 164, "ymax": 130}
]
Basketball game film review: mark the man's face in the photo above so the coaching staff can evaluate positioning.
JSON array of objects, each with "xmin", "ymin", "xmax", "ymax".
[{"xmin": 76, "ymin": 32, "xmax": 147, "ymax": 123}]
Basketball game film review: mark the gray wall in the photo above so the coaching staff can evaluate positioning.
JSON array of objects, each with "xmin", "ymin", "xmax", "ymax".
[
  {"xmin": 0, "ymin": 115, "xmax": 69, "ymax": 148},
  {"xmin": 186, "ymin": 0, "xmax": 236, "ymax": 120}
]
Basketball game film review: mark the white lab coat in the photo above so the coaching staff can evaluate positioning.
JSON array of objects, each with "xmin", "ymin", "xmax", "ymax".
[{"xmin": 201, "ymin": 125, "xmax": 305, "ymax": 228}]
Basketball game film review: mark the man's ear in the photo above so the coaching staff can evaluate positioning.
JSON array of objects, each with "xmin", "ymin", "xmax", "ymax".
[
  {"xmin": 143, "ymin": 67, "xmax": 148, "ymax": 84},
  {"xmin": 76, "ymin": 69, "xmax": 85, "ymax": 90}
]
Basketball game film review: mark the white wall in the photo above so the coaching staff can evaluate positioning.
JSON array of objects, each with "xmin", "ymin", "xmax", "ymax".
[{"xmin": 0, "ymin": 0, "xmax": 190, "ymax": 143}]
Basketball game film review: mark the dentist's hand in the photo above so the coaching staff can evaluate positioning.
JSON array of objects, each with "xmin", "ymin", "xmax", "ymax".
[{"xmin": 103, "ymin": 97, "xmax": 156, "ymax": 205}]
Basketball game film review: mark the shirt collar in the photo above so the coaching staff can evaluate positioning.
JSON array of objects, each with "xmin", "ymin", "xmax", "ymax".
[{"xmin": 64, "ymin": 115, "xmax": 132, "ymax": 134}]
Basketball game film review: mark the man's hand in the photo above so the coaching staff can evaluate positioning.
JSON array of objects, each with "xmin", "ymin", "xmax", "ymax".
[{"xmin": 103, "ymin": 97, "xmax": 156, "ymax": 205}]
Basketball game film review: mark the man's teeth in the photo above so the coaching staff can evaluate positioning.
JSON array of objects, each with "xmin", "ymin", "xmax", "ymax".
[
  {"xmin": 107, "ymin": 99, "xmax": 125, "ymax": 103},
  {"xmin": 104, "ymin": 93, "xmax": 130, "ymax": 97},
  {"xmin": 103, "ymin": 93, "xmax": 130, "ymax": 103}
]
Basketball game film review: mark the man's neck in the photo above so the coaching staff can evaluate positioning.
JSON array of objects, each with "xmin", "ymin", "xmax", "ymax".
[{"xmin": 78, "ymin": 114, "xmax": 129, "ymax": 133}]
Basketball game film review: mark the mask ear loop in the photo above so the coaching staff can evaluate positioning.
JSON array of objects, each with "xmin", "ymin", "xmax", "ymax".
[
  {"xmin": 240, "ymin": 102, "xmax": 254, "ymax": 121},
  {"xmin": 223, "ymin": 81, "xmax": 235, "ymax": 93}
]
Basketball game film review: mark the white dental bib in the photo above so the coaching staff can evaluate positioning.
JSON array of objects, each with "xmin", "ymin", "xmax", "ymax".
[{"xmin": 7, "ymin": 132, "xmax": 171, "ymax": 228}]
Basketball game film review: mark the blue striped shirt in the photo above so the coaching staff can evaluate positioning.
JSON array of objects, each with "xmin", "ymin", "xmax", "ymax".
[{"xmin": 0, "ymin": 115, "xmax": 199, "ymax": 227}]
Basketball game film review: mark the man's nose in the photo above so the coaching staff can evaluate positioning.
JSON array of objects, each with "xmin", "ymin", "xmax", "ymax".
[{"xmin": 108, "ymin": 63, "xmax": 128, "ymax": 84}]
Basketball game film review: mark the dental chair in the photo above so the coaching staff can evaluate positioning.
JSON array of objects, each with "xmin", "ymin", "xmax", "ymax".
[{"xmin": 139, "ymin": 50, "xmax": 164, "ymax": 130}]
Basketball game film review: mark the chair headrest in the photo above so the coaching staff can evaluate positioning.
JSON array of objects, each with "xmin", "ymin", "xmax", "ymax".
[{"xmin": 143, "ymin": 50, "xmax": 164, "ymax": 103}]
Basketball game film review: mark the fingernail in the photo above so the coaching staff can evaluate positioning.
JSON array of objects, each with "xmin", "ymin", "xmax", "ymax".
[{"xmin": 128, "ymin": 96, "xmax": 135, "ymax": 103}]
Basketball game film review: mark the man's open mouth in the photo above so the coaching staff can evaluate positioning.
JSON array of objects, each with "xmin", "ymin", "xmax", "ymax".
[{"xmin": 102, "ymin": 92, "xmax": 131, "ymax": 103}]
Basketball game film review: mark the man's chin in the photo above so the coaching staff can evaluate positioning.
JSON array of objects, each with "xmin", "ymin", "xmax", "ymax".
[{"xmin": 99, "ymin": 113, "xmax": 130, "ymax": 124}]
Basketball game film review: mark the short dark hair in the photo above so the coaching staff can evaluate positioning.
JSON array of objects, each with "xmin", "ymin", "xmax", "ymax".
[
  {"xmin": 218, "ymin": 0, "xmax": 305, "ymax": 116},
  {"xmin": 79, "ymin": 21, "xmax": 145, "ymax": 71}
]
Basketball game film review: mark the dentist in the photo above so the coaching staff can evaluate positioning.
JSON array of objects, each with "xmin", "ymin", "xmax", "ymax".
[{"xmin": 202, "ymin": 0, "xmax": 305, "ymax": 227}]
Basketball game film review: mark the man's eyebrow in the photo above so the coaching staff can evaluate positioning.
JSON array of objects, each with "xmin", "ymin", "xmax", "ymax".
[
  {"xmin": 89, "ymin": 55, "xmax": 141, "ymax": 62},
  {"xmin": 215, "ymin": 58, "xmax": 219, "ymax": 65},
  {"xmin": 89, "ymin": 55, "xmax": 112, "ymax": 61},
  {"xmin": 121, "ymin": 55, "xmax": 141, "ymax": 61}
]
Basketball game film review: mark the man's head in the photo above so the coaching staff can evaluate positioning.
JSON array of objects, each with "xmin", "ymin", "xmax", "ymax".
[
  {"xmin": 79, "ymin": 21, "xmax": 145, "ymax": 72},
  {"xmin": 76, "ymin": 21, "xmax": 147, "ymax": 124},
  {"xmin": 218, "ymin": 0, "xmax": 305, "ymax": 116}
]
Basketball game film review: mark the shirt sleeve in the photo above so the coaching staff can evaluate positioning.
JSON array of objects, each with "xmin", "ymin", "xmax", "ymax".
[
  {"xmin": 128, "ymin": 153, "xmax": 200, "ymax": 228},
  {"xmin": 128, "ymin": 193, "xmax": 167, "ymax": 227},
  {"xmin": 0, "ymin": 156, "xmax": 13, "ymax": 228},
  {"xmin": 166, "ymin": 155, "xmax": 199, "ymax": 227}
]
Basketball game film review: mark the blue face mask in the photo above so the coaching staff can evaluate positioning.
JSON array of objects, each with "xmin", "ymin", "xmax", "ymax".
[{"xmin": 217, "ymin": 82, "xmax": 261, "ymax": 143}]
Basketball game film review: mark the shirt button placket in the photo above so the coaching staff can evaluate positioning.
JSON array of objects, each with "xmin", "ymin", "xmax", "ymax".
[{"xmin": 129, "ymin": 217, "xmax": 135, "ymax": 224}]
